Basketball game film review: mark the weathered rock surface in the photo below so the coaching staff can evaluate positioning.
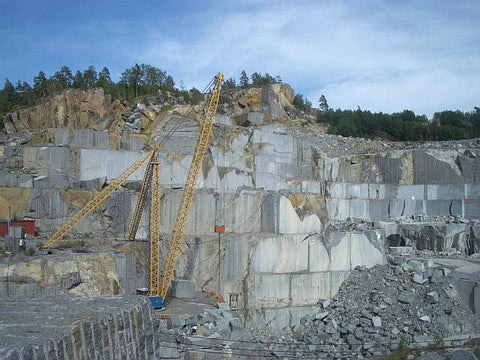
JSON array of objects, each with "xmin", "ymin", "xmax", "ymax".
[
  {"xmin": 0, "ymin": 242, "xmax": 148, "ymax": 297},
  {"xmin": 3, "ymin": 88, "xmax": 133, "ymax": 133}
]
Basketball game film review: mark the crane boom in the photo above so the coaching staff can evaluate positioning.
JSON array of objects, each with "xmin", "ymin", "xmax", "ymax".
[
  {"xmin": 158, "ymin": 72, "xmax": 224, "ymax": 298},
  {"xmin": 42, "ymin": 149, "xmax": 154, "ymax": 248},
  {"xmin": 128, "ymin": 156, "xmax": 154, "ymax": 241}
]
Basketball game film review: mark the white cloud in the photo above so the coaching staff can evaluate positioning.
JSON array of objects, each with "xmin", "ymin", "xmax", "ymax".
[
  {"xmin": 137, "ymin": 1, "xmax": 480, "ymax": 116},
  {"xmin": 311, "ymin": 68, "xmax": 480, "ymax": 117}
]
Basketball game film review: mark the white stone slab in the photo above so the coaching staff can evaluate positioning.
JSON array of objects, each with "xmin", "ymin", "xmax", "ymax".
[
  {"xmin": 263, "ymin": 195, "xmax": 322, "ymax": 234},
  {"xmin": 350, "ymin": 233, "xmax": 384, "ymax": 268},
  {"xmin": 309, "ymin": 232, "xmax": 352, "ymax": 273},
  {"xmin": 221, "ymin": 191, "xmax": 263, "ymax": 233},
  {"xmin": 161, "ymin": 190, "xmax": 216, "ymax": 235},
  {"xmin": 427, "ymin": 184, "xmax": 465, "ymax": 200},
  {"xmin": 79, "ymin": 149, "xmax": 147, "ymax": 181},
  {"xmin": 326, "ymin": 199, "xmax": 350, "ymax": 220},
  {"xmin": 308, "ymin": 236, "xmax": 330, "ymax": 272},
  {"xmin": 301, "ymin": 181, "xmax": 320, "ymax": 193},
  {"xmin": 247, "ymin": 274, "xmax": 290, "ymax": 309},
  {"xmin": 223, "ymin": 234, "xmax": 251, "ymax": 281},
  {"xmin": 349, "ymin": 200, "xmax": 369, "ymax": 219},
  {"xmin": 396, "ymin": 185, "xmax": 425, "ymax": 200},
  {"xmin": 250, "ymin": 234, "xmax": 309, "ymax": 273},
  {"xmin": 290, "ymin": 272, "xmax": 330, "ymax": 306},
  {"xmin": 330, "ymin": 271, "xmax": 350, "ymax": 298},
  {"xmin": 255, "ymin": 172, "xmax": 291, "ymax": 191}
]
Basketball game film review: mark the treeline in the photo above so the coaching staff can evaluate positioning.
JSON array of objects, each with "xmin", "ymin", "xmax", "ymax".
[
  {"xmin": 317, "ymin": 106, "xmax": 480, "ymax": 141},
  {"xmin": 222, "ymin": 70, "xmax": 282, "ymax": 90},
  {"xmin": 0, "ymin": 64, "xmax": 204, "ymax": 117}
]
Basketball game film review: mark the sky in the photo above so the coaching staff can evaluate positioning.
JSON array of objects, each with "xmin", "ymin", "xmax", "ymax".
[{"xmin": 1, "ymin": 0, "xmax": 479, "ymax": 118}]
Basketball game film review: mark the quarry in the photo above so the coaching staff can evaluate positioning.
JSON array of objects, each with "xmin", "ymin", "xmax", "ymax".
[{"xmin": 0, "ymin": 80, "xmax": 479, "ymax": 359}]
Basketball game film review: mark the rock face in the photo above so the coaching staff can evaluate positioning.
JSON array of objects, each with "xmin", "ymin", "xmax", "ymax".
[
  {"xmin": 225, "ymin": 83, "xmax": 294, "ymax": 125},
  {"xmin": 3, "ymin": 88, "xmax": 133, "ymax": 133},
  {"xmin": 0, "ymin": 242, "xmax": 149, "ymax": 297},
  {"xmin": 2, "ymin": 83, "xmax": 297, "ymax": 136}
]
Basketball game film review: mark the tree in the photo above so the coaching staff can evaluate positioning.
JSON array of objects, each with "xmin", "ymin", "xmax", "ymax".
[
  {"xmin": 96, "ymin": 66, "xmax": 113, "ymax": 91},
  {"xmin": 433, "ymin": 110, "xmax": 464, "ymax": 127},
  {"xmin": 83, "ymin": 65, "xmax": 98, "ymax": 88},
  {"xmin": 293, "ymin": 94, "xmax": 312, "ymax": 112},
  {"xmin": 97, "ymin": 67, "xmax": 112, "ymax": 85},
  {"xmin": 52, "ymin": 66, "xmax": 73, "ymax": 89},
  {"xmin": 318, "ymin": 95, "xmax": 329, "ymax": 112},
  {"xmin": 0, "ymin": 79, "xmax": 17, "ymax": 115},
  {"xmin": 223, "ymin": 77, "xmax": 236, "ymax": 90},
  {"xmin": 72, "ymin": 71, "xmax": 86, "ymax": 89},
  {"xmin": 33, "ymin": 71, "xmax": 48, "ymax": 97},
  {"xmin": 264, "ymin": 73, "xmax": 275, "ymax": 84},
  {"xmin": 239, "ymin": 70, "xmax": 249, "ymax": 88},
  {"xmin": 188, "ymin": 87, "xmax": 203, "ymax": 104},
  {"xmin": 143, "ymin": 64, "xmax": 166, "ymax": 88},
  {"xmin": 250, "ymin": 72, "xmax": 263, "ymax": 87},
  {"xmin": 3, "ymin": 79, "xmax": 16, "ymax": 101},
  {"xmin": 165, "ymin": 75, "xmax": 175, "ymax": 90},
  {"xmin": 15, "ymin": 80, "xmax": 32, "ymax": 106}
]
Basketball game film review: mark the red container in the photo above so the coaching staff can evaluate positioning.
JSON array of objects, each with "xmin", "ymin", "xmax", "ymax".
[
  {"xmin": 0, "ymin": 221, "xmax": 8, "ymax": 237},
  {"xmin": 214, "ymin": 225, "xmax": 225, "ymax": 233},
  {"xmin": 10, "ymin": 220, "xmax": 35, "ymax": 236}
]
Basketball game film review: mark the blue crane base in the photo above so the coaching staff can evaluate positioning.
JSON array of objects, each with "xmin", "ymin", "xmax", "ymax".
[{"xmin": 149, "ymin": 296, "xmax": 163, "ymax": 309}]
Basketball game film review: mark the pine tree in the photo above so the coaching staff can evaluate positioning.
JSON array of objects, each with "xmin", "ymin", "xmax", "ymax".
[
  {"xmin": 33, "ymin": 71, "xmax": 48, "ymax": 97},
  {"xmin": 83, "ymin": 65, "xmax": 98, "ymax": 88},
  {"xmin": 72, "ymin": 71, "xmax": 86, "ymax": 89},
  {"xmin": 52, "ymin": 65, "xmax": 73, "ymax": 90},
  {"xmin": 223, "ymin": 77, "xmax": 236, "ymax": 90},
  {"xmin": 318, "ymin": 95, "xmax": 329, "ymax": 112},
  {"xmin": 97, "ymin": 67, "xmax": 113, "ymax": 89},
  {"xmin": 165, "ymin": 75, "xmax": 175, "ymax": 90},
  {"xmin": 239, "ymin": 70, "xmax": 249, "ymax": 88},
  {"xmin": 250, "ymin": 72, "xmax": 262, "ymax": 87}
]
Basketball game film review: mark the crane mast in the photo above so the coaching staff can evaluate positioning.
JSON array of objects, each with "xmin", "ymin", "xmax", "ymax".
[
  {"xmin": 158, "ymin": 72, "xmax": 224, "ymax": 299},
  {"xmin": 148, "ymin": 150, "xmax": 162, "ymax": 296}
]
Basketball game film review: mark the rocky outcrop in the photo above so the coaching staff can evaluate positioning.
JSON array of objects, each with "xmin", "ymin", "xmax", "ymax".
[
  {"xmin": 3, "ymin": 83, "xmax": 297, "ymax": 137},
  {"xmin": 0, "ymin": 242, "xmax": 148, "ymax": 297},
  {"xmin": 3, "ymin": 88, "xmax": 134, "ymax": 133},
  {"xmin": 221, "ymin": 83, "xmax": 295, "ymax": 126}
]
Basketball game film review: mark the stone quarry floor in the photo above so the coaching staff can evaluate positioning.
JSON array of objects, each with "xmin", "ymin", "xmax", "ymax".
[{"xmin": 157, "ymin": 296, "xmax": 216, "ymax": 319}]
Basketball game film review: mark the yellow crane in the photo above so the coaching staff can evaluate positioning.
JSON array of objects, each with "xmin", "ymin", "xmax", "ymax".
[
  {"xmin": 42, "ymin": 72, "xmax": 224, "ymax": 307},
  {"xmin": 159, "ymin": 73, "xmax": 223, "ymax": 300}
]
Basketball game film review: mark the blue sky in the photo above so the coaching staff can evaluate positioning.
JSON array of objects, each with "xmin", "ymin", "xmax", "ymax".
[{"xmin": 1, "ymin": 0, "xmax": 479, "ymax": 117}]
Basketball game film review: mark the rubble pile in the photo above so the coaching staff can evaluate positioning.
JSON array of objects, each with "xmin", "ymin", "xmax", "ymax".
[
  {"xmin": 161, "ymin": 259, "xmax": 478, "ymax": 359},
  {"xmin": 289, "ymin": 260, "xmax": 477, "ymax": 358}
]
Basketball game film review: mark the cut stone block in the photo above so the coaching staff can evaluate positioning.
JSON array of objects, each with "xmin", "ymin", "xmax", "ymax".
[
  {"xmin": 172, "ymin": 279, "xmax": 195, "ymax": 299},
  {"xmin": 250, "ymin": 234, "xmax": 309, "ymax": 273},
  {"xmin": 290, "ymin": 272, "xmax": 330, "ymax": 306}
]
